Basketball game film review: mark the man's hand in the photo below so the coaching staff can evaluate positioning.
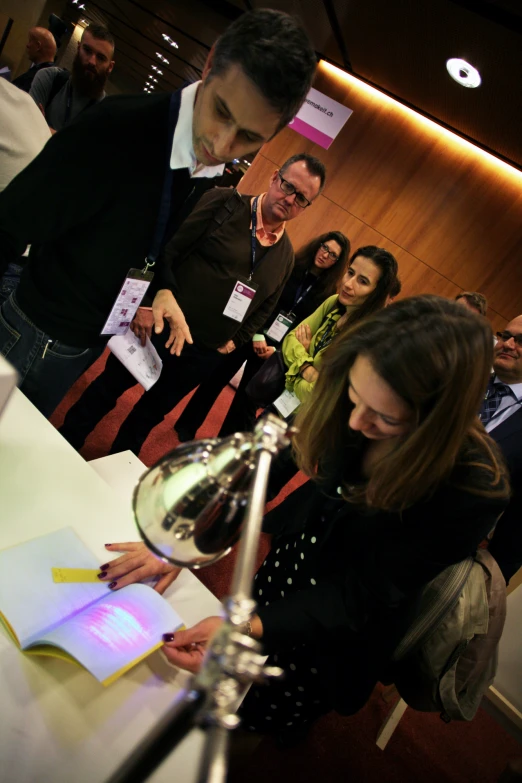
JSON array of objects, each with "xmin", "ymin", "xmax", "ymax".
[
  {"xmin": 295, "ymin": 323, "xmax": 312, "ymax": 352},
  {"xmin": 152, "ymin": 289, "xmax": 193, "ymax": 356},
  {"xmin": 253, "ymin": 338, "xmax": 268, "ymax": 355},
  {"xmin": 130, "ymin": 307, "xmax": 154, "ymax": 346},
  {"xmin": 217, "ymin": 340, "xmax": 236, "ymax": 355},
  {"xmin": 253, "ymin": 338, "xmax": 275, "ymax": 359},
  {"xmin": 99, "ymin": 541, "xmax": 181, "ymax": 594}
]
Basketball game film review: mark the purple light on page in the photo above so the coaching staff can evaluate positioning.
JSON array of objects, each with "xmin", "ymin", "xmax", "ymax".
[{"xmin": 86, "ymin": 604, "xmax": 150, "ymax": 650}]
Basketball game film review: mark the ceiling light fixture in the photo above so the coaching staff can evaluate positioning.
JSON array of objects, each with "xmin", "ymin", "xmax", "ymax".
[
  {"xmin": 151, "ymin": 65, "xmax": 163, "ymax": 75},
  {"xmin": 446, "ymin": 58, "xmax": 481, "ymax": 88},
  {"xmin": 161, "ymin": 33, "xmax": 179, "ymax": 49},
  {"xmin": 156, "ymin": 52, "xmax": 169, "ymax": 64}
]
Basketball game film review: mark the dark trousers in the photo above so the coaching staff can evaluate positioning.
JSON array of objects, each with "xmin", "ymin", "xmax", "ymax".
[
  {"xmin": 59, "ymin": 336, "xmax": 225, "ymax": 456},
  {"xmin": 0, "ymin": 292, "xmax": 105, "ymax": 418},
  {"xmin": 175, "ymin": 341, "xmax": 265, "ymax": 438}
]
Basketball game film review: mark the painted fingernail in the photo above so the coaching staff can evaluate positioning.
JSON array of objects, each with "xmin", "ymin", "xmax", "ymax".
[
  {"xmin": 104, "ymin": 544, "xmax": 112, "ymax": 548},
  {"xmin": 97, "ymin": 571, "xmax": 107, "ymax": 579},
  {"xmin": 162, "ymin": 633, "xmax": 175, "ymax": 642},
  {"xmin": 99, "ymin": 563, "xmax": 109, "ymax": 570},
  {"xmin": 109, "ymin": 581, "xmax": 117, "ymax": 589}
]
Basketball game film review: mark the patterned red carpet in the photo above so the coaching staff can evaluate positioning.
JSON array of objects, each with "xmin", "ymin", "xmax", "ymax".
[{"xmin": 51, "ymin": 349, "xmax": 521, "ymax": 783}]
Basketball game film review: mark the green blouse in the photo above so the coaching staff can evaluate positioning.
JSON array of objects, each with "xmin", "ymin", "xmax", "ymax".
[{"xmin": 282, "ymin": 295, "xmax": 359, "ymax": 403}]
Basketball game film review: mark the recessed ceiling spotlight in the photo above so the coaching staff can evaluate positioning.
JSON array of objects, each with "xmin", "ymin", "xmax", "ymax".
[
  {"xmin": 151, "ymin": 65, "xmax": 163, "ymax": 75},
  {"xmin": 446, "ymin": 58, "xmax": 481, "ymax": 88},
  {"xmin": 161, "ymin": 33, "xmax": 179, "ymax": 49}
]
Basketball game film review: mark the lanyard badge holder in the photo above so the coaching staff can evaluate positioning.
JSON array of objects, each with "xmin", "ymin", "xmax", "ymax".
[
  {"xmin": 222, "ymin": 196, "xmax": 271, "ymax": 324},
  {"xmin": 101, "ymin": 93, "xmax": 179, "ymax": 337},
  {"xmin": 266, "ymin": 280, "xmax": 315, "ymax": 343},
  {"xmin": 100, "ymin": 261, "xmax": 155, "ymax": 336}
]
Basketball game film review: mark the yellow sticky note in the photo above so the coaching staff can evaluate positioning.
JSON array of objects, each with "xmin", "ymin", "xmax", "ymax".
[{"xmin": 52, "ymin": 567, "xmax": 102, "ymax": 583}]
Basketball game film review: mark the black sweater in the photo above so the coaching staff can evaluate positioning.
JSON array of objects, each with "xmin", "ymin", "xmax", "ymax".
[
  {"xmin": 161, "ymin": 188, "xmax": 294, "ymax": 349},
  {"xmin": 258, "ymin": 446, "xmax": 508, "ymax": 714},
  {"xmin": 0, "ymin": 92, "xmax": 214, "ymax": 347}
]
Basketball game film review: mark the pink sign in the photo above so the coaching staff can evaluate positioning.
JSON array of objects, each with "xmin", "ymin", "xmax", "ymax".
[{"xmin": 288, "ymin": 87, "xmax": 353, "ymax": 150}]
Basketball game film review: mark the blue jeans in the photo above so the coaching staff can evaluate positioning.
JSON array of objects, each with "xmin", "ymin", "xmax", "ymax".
[
  {"xmin": 0, "ymin": 293, "xmax": 105, "ymax": 418},
  {"xmin": 0, "ymin": 262, "xmax": 23, "ymax": 305}
]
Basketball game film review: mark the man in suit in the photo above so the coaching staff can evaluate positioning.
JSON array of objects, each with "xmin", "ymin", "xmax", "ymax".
[
  {"xmin": 481, "ymin": 315, "xmax": 522, "ymax": 583},
  {"xmin": 0, "ymin": 9, "xmax": 316, "ymax": 417},
  {"xmin": 12, "ymin": 27, "xmax": 57, "ymax": 93}
]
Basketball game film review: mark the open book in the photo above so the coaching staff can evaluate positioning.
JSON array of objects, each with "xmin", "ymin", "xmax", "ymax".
[
  {"xmin": 0, "ymin": 528, "xmax": 183, "ymax": 686},
  {"xmin": 108, "ymin": 329, "xmax": 163, "ymax": 390}
]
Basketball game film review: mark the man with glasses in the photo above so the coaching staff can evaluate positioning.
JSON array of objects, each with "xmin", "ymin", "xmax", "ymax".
[
  {"xmin": 59, "ymin": 153, "xmax": 325, "ymax": 457},
  {"xmin": 480, "ymin": 316, "xmax": 522, "ymax": 584}
]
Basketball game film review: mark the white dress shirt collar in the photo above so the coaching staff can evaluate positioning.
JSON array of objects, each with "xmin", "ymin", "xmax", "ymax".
[{"xmin": 170, "ymin": 80, "xmax": 225, "ymax": 179}]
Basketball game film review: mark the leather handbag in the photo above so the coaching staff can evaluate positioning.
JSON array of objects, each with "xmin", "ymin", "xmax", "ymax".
[{"xmin": 245, "ymin": 349, "xmax": 286, "ymax": 407}]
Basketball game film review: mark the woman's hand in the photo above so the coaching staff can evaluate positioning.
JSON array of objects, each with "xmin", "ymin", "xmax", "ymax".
[
  {"xmin": 301, "ymin": 365, "xmax": 319, "ymax": 383},
  {"xmin": 151, "ymin": 289, "xmax": 193, "ymax": 356},
  {"xmin": 99, "ymin": 542, "xmax": 181, "ymax": 593},
  {"xmin": 162, "ymin": 616, "xmax": 224, "ymax": 672},
  {"xmin": 130, "ymin": 307, "xmax": 154, "ymax": 346},
  {"xmin": 295, "ymin": 323, "xmax": 312, "ymax": 351},
  {"xmin": 162, "ymin": 614, "xmax": 264, "ymax": 673}
]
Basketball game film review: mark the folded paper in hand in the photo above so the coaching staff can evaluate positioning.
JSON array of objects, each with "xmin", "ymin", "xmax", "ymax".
[{"xmin": 108, "ymin": 330, "xmax": 162, "ymax": 390}]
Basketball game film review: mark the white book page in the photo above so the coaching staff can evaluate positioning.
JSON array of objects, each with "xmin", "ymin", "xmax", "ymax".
[
  {"xmin": 108, "ymin": 331, "xmax": 163, "ymax": 391},
  {"xmin": 0, "ymin": 528, "xmax": 107, "ymax": 647},
  {"xmin": 31, "ymin": 584, "xmax": 184, "ymax": 683}
]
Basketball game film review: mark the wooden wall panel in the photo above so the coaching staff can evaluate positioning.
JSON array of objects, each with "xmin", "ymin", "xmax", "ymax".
[{"xmin": 240, "ymin": 60, "xmax": 522, "ymax": 327}]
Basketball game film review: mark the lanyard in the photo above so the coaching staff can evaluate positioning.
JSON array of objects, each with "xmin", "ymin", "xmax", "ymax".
[
  {"xmin": 143, "ymin": 91, "xmax": 182, "ymax": 273},
  {"xmin": 249, "ymin": 196, "xmax": 276, "ymax": 281},
  {"xmin": 314, "ymin": 315, "xmax": 339, "ymax": 354},
  {"xmin": 292, "ymin": 277, "xmax": 315, "ymax": 311}
]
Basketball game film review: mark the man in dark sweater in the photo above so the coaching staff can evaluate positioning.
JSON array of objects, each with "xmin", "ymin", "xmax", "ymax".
[
  {"xmin": 0, "ymin": 10, "xmax": 317, "ymax": 417},
  {"xmin": 59, "ymin": 154, "xmax": 326, "ymax": 457}
]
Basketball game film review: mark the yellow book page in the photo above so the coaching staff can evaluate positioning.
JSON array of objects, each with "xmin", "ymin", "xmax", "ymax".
[
  {"xmin": 24, "ymin": 644, "xmax": 84, "ymax": 669},
  {"xmin": 0, "ymin": 611, "xmax": 21, "ymax": 646}
]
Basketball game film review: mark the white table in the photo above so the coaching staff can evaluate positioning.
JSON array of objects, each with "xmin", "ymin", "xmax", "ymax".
[{"xmin": 0, "ymin": 389, "xmax": 223, "ymax": 783}]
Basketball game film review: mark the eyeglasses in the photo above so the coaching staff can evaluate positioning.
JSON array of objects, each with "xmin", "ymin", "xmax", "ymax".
[
  {"xmin": 496, "ymin": 331, "xmax": 522, "ymax": 346},
  {"xmin": 319, "ymin": 242, "xmax": 339, "ymax": 262},
  {"xmin": 277, "ymin": 172, "xmax": 312, "ymax": 208}
]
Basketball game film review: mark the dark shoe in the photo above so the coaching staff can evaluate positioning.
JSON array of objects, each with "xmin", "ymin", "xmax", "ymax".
[{"xmin": 175, "ymin": 425, "xmax": 196, "ymax": 443}]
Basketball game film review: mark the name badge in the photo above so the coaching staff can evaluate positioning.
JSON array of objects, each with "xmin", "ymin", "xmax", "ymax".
[
  {"xmin": 266, "ymin": 312, "xmax": 294, "ymax": 343},
  {"xmin": 101, "ymin": 268, "xmax": 153, "ymax": 336},
  {"xmin": 223, "ymin": 280, "xmax": 257, "ymax": 323},
  {"xmin": 273, "ymin": 389, "xmax": 301, "ymax": 418}
]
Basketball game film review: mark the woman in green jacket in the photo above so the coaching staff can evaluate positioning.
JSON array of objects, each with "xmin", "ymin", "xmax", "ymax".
[{"xmin": 282, "ymin": 245, "xmax": 399, "ymax": 405}]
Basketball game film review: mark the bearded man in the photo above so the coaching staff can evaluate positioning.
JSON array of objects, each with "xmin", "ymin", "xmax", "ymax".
[{"xmin": 29, "ymin": 24, "xmax": 115, "ymax": 132}]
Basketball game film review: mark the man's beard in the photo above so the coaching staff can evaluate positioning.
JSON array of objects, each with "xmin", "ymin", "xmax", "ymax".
[{"xmin": 71, "ymin": 53, "xmax": 108, "ymax": 99}]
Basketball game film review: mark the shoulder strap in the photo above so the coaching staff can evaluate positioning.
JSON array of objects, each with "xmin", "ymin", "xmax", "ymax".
[
  {"xmin": 46, "ymin": 69, "xmax": 70, "ymax": 108},
  {"xmin": 173, "ymin": 188, "xmax": 243, "ymax": 271}
]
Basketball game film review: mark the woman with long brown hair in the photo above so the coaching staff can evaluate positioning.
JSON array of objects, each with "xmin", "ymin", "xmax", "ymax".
[{"xmin": 152, "ymin": 295, "xmax": 509, "ymax": 735}]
